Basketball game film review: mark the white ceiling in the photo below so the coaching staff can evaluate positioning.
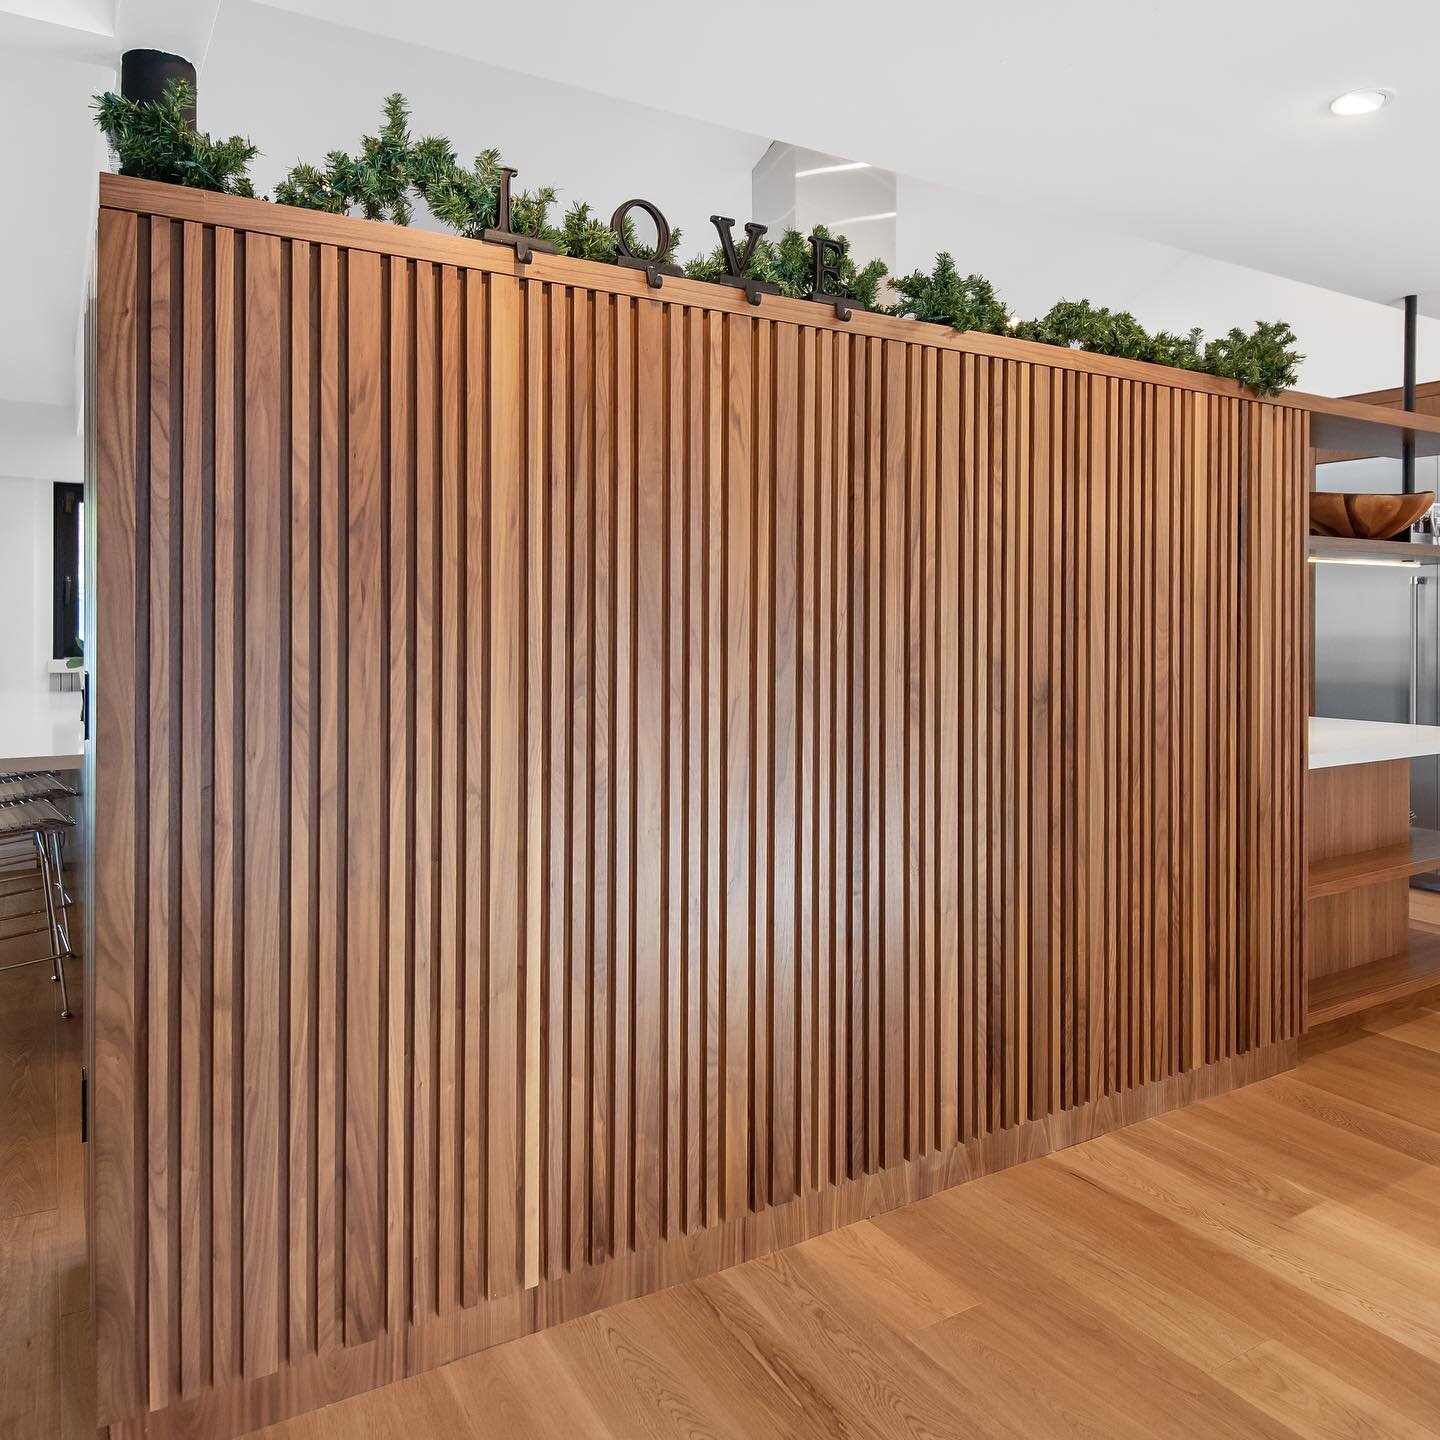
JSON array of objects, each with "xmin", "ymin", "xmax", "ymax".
[
  {"xmin": 256, "ymin": 0, "xmax": 1440, "ymax": 311},
  {"xmin": 6, "ymin": 0, "xmax": 1440, "ymax": 456}
]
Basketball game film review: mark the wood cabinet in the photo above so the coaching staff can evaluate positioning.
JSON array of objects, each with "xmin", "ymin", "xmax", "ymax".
[{"xmin": 90, "ymin": 175, "xmax": 1308, "ymax": 1438}]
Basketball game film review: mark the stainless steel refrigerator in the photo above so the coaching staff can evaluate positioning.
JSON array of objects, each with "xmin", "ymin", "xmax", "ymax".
[{"xmin": 1313, "ymin": 453, "xmax": 1440, "ymax": 859}]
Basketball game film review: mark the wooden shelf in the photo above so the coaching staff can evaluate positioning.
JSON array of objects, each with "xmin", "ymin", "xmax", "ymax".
[
  {"xmin": 1308, "ymin": 827, "xmax": 1440, "ymax": 897},
  {"xmin": 1308, "ymin": 535, "xmax": 1440, "ymax": 564},
  {"xmin": 1307, "ymin": 930, "xmax": 1440, "ymax": 1026}
]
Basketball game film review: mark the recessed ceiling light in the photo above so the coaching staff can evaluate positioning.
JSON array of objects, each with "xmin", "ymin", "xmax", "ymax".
[{"xmin": 1330, "ymin": 88, "xmax": 1393, "ymax": 117}]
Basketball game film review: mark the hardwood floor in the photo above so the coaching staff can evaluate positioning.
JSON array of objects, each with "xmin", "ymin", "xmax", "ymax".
[
  {"xmin": 0, "ymin": 919, "xmax": 91, "ymax": 1440},
  {"xmin": 10, "ymin": 957, "xmax": 1440, "ymax": 1439},
  {"xmin": 254, "ymin": 1001, "xmax": 1440, "ymax": 1440}
]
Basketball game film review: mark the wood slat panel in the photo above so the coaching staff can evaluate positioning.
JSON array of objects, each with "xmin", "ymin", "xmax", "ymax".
[{"xmin": 92, "ymin": 198, "xmax": 1307, "ymax": 1440}]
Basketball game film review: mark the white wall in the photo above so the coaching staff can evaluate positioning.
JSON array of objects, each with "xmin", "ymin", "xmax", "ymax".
[
  {"xmin": 0, "ymin": 475, "xmax": 57, "ymax": 690},
  {"xmin": 897, "ymin": 177, "xmax": 1437, "ymax": 397},
  {"xmin": 201, "ymin": 1, "xmax": 769, "ymax": 266},
  {"xmin": 0, "ymin": 399, "xmax": 83, "ymax": 481}
]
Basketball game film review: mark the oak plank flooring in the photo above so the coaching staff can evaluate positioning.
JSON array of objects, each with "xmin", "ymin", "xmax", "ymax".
[
  {"xmin": 0, "ymin": 948, "xmax": 89, "ymax": 1440},
  {"xmin": 0, "ymin": 949, "xmax": 60, "ymax": 1219},
  {"xmin": 252, "ymin": 1003, "xmax": 1440, "ymax": 1439}
]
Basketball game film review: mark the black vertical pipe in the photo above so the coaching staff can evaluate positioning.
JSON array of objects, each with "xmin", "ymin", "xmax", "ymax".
[{"xmin": 1404, "ymin": 292, "xmax": 1418, "ymax": 494}]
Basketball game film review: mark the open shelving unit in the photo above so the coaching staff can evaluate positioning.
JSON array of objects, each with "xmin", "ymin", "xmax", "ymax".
[
  {"xmin": 1307, "ymin": 931, "xmax": 1440, "ymax": 1026},
  {"xmin": 1308, "ymin": 534, "xmax": 1440, "ymax": 564},
  {"xmin": 1306, "ymin": 818, "xmax": 1440, "ymax": 1021},
  {"xmin": 1308, "ymin": 828, "xmax": 1440, "ymax": 897},
  {"xmin": 1306, "ymin": 825, "xmax": 1440, "ymax": 1022}
]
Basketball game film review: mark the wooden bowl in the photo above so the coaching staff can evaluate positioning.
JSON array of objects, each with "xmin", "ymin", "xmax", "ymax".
[{"xmin": 1309, "ymin": 490, "xmax": 1434, "ymax": 540}]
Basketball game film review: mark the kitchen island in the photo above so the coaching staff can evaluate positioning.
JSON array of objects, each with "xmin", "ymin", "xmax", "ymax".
[{"xmin": 1308, "ymin": 715, "xmax": 1440, "ymax": 1023}]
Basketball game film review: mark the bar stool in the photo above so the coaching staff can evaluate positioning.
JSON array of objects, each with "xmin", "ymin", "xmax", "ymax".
[
  {"xmin": 0, "ymin": 770, "xmax": 78, "ymax": 908},
  {"xmin": 0, "ymin": 797, "xmax": 75, "ymax": 1018},
  {"xmin": 0, "ymin": 772, "xmax": 77, "ymax": 802}
]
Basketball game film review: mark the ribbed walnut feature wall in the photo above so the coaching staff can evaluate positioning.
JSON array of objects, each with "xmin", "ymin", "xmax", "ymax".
[{"xmin": 90, "ymin": 176, "xmax": 1305, "ymax": 1438}]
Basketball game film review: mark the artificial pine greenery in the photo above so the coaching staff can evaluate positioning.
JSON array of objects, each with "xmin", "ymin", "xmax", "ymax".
[
  {"xmin": 684, "ymin": 235, "xmax": 782, "ymax": 286},
  {"xmin": 406, "ymin": 137, "xmax": 565, "ymax": 245},
  {"xmin": 560, "ymin": 201, "xmax": 623, "ymax": 262},
  {"xmin": 1200, "ymin": 321, "xmax": 1302, "ymax": 395},
  {"xmin": 92, "ymin": 86, "xmax": 1302, "ymax": 393},
  {"xmin": 1147, "ymin": 327, "xmax": 1207, "ymax": 371},
  {"xmin": 272, "ymin": 155, "xmax": 351, "ymax": 214},
  {"xmin": 274, "ymin": 93, "xmax": 414, "ymax": 223},
  {"xmin": 94, "ymin": 78, "xmax": 256, "ymax": 195},
  {"xmin": 1013, "ymin": 300, "xmax": 1301, "ymax": 395},
  {"xmin": 1012, "ymin": 298, "xmax": 1153, "ymax": 359},
  {"xmin": 508, "ymin": 185, "xmax": 563, "ymax": 244},
  {"xmin": 774, "ymin": 225, "xmax": 888, "ymax": 308},
  {"xmin": 564, "ymin": 202, "xmax": 681, "ymax": 264},
  {"xmin": 405, "ymin": 137, "xmax": 501, "ymax": 234},
  {"xmin": 888, "ymin": 252, "xmax": 1010, "ymax": 333},
  {"xmin": 684, "ymin": 224, "xmax": 887, "ymax": 309}
]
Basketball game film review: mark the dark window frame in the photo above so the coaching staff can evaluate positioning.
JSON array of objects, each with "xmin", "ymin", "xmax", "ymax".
[{"xmin": 53, "ymin": 481, "xmax": 83, "ymax": 660}]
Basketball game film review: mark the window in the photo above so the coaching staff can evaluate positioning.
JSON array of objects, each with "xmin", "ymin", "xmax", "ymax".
[{"xmin": 53, "ymin": 482, "xmax": 83, "ymax": 661}]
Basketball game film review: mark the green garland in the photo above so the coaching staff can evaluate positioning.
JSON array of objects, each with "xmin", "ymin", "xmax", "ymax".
[
  {"xmin": 888, "ymin": 252, "xmax": 1011, "ymax": 335},
  {"xmin": 94, "ymin": 78, "xmax": 256, "ymax": 196},
  {"xmin": 1008, "ymin": 298, "xmax": 1302, "ymax": 395},
  {"xmin": 683, "ymin": 224, "xmax": 886, "ymax": 309},
  {"xmin": 406, "ymin": 136, "xmax": 566, "ymax": 244},
  {"xmin": 562, "ymin": 202, "xmax": 681, "ymax": 265},
  {"xmin": 273, "ymin": 93, "xmax": 413, "ymax": 222},
  {"xmin": 92, "ymin": 84, "xmax": 1303, "ymax": 394}
]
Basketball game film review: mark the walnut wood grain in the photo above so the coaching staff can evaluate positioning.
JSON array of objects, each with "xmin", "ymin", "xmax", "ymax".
[{"xmin": 90, "ymin": 187, "xmax": 1308, "ymax": 1440}]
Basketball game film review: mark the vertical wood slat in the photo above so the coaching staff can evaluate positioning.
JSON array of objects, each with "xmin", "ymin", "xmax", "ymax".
[
  {"xmin": 92, "ymin": 195, "xmax": 1308, "ymax": 1440},
  {"xmin": 343, "ymin": 247, "xmax": 385, "ymax": 1344},
  {"xmin": 487, "ymin": 273, "xmax": 523, "ymax": 1294},
  {"xmin": 462, "ymin": 259, "xmax": 488, "ymax": 1313},
  {"xmin": 211, "ymin": 222, "xmax": 242, "ymax": 1388},
  {"xmin": 523, "ymin": 278, "xmax": 547, "ymax": 1286},
  {"xmin": 241, "ymin": 227, "xmax": 286, "ymax": 1382},
  {"xmin": 409, "ymin": 261, "xmax": 439, "ymax": 1322},
  {"xmin": 549, "ymin": 285, "xmax": 575, "ymax": 1269},
  {"xmin": 94, "ymin": 205, "xmax": 142, "ymax": 1428},
  {"xmin": 314, "ymin": 241, "xmax": 342, "ymax": 1356},
  {"xmin": 178, "ymin": 219, "xmax": 211, "ymax": 1398},
  {"xmin": 287, "ymin": 238, "xmax": 317, "ymax": 1367},
  {"xmin": 436, "ymin": 263, "xmax": 462, "ymax": 1313},
  {"xmin": 568, "ymin": 287, "xmax": 594, "ymax": 1268},
  {"xmin": 385, "ymin": 254, "xmax": 413, "ymax": 1338},
  {"xmin": 146, "ymin": 214, "xmax": 176, "ymax": 1410}
]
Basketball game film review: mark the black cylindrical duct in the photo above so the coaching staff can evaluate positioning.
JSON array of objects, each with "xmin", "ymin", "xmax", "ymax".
[{"xmin": 120, "ymin": 49, "xmax": 196, "ymax": 123}]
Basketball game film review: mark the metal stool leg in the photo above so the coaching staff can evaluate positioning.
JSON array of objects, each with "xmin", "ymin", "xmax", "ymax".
[
  {"xmin": 46, "ymin": 831, "xmax": 72, "ymax": 954},
  {"xmin": 33, "ymin": 835, "xmax": 59, "ymax": 981},
  {"xmin": 35, "ymin": 832, "xmax": 71, "ymax": 1019},
  {"xmin": 47, "ymin": 827, "xmax": 74, "ymax": 908}
]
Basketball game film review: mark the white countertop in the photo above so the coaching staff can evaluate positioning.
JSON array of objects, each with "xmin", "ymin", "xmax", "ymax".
[
  {"xmin": 1, "ymin": 700, "xmax": 1431, "ymax": 775},
  {"xmin": 0, "ymin": 689, "xmax": 84, "ymax": 771},
  {"xmin": 1309, "ymin": 716, "xmax": 1440, "ymax": 770}
]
